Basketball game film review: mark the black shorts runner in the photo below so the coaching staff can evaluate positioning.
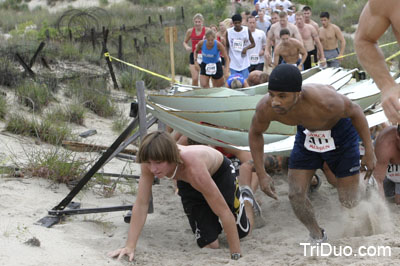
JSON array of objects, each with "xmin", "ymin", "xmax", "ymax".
[
  {"xmin": 177, "ymin": 157, "xmax": 250, "ymax": 248},
  {"xmin": 189, "ymin": 52, "xmax": 195, "ymax": 65},
  {"xmin": 200, "ymin": 61, "xmax": 224, "ymax": 79}
]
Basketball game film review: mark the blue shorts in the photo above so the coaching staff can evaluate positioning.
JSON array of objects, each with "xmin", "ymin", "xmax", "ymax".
[
  {"xmin": 289, "ymin": 118, "xmax": 360, "ymax": 178},
  {"xmin": 230, "ymin": 68, "xmax": 249, "ymax": 79}
]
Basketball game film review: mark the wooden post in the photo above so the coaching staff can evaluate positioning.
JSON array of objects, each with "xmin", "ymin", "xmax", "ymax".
[
  {"xmin": 159, "ymin": 15, "xmax": 163, "ymax": 25},
  {"xmin": 69, "ymin": 29, "xmax": 72, "ymax": 42},
  {"xmin": 41, "ymin": 57, "xmax": 51, "ymax": 70},
  {"xmin": 118, "ymin": 35, "xmax": 123, "ymax": 59},
  {"xmin": 144, "ymin": 36, "xmax": 148, "ymax": 46},
  {"xmin": 148, "ymin": 16, "xmax": 151, "ymax": 25},
  {"xmin": 15, "ymin": 53, "xmax": 35, "ymax": 79},
  {"xmin": 136, "ymin": 81, "xmax": 147, "ymax": 141},
  {"xmin": 165, "ymin": 27, "xmax": 177, "ymax": 84},
  {"xmin": 181, "ymin": 6, "xmax": 184, "ymax": 20},
  {"xmin": 103, "ymin": 45, "xmax": 119, "ymax": 90},
  {"xmin": 169, "ymin": 29, "xmax": 175, "ymax": 84},
  {"xmin": 29, "ymin": 41, "xmax": 46, "ymax": 68}
]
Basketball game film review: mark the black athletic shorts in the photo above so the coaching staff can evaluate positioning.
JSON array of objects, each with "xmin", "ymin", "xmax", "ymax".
[
  {"xmin": 177, "ymin": 157, "xmax": 250, "ymax": 248},
  {"xmin": 189, "ymin": 52, "xmax": 195, "ymax": 65},
  {"xmin": 248, "ymin": 63, "xmax": 264, "ymax": 72},
  {"xmin": 304, "ymin": 48, "xmax": 318, "ymax": 70},
  {"xmin": 200, "ymin": 61, "xmax": 224, "ymax": 79}
]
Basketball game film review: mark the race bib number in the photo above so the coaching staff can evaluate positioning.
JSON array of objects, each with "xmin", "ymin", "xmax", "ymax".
[
  {"xmin": 250, "ymin": 54, "xmax": 259, "ymax": 65},
  {"xmin": 232, "ymin": 39, "xmax": 244, "ymax": 52},
  {"xmin": 197, "ymin": 53, "xmax": 203, "ymax": 64},
  {"xmin": 303, "ymin": 130, "xmax": 336, "ymax": 153},
  {"xmin": 387, "ymin": 164, "xmax": 400, "ymax": 182},
  {"xmin": 205, "ymin": 63, "xmax": 217, "ymax": 75}
]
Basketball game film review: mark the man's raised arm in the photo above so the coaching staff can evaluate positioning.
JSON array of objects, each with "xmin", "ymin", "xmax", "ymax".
[{"xmin": 355, "ymin": 0, "xmax": 400, "ymax": 123}]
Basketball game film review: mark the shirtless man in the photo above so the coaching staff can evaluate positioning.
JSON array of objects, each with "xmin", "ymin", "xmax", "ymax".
[
  {"xmin": 109, "ymin": 131, "xmax": 258, "ymax": 261},
  {"xmin": 302, "ymin": 6, "xmax": 319, "ymax": 32},
  {"xmin": 264, "ymin": 11, "xmax": 302, "ymax": 67},
  {"xmin": 354, "ymin": 0, "xmax": 400, "ymax": 124},
  {"xmin": 183, "ymin": 14, "xmax": 209, "ymax": 86},
  {"xmin": 373, "ymin": 125, "xmax": 400, "ymax": 204},
  {"xmin": 249, "ymin": 64, "xmax": 376, "ymax": 242},
  {"xmin": 295, "ymin": 12, "xmax": 326, "ymax": 70},
  {"xmin": 273, "ymin": 29, "xmax": 307, "ymax": 70},
  {"xmin": 319, "ymin": 12, "xmax": 346, "ymax": 68}
]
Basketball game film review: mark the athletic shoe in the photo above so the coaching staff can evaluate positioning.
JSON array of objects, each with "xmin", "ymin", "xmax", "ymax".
[
  {"xmin": 309, "ymin": 174, "xmax": 321, "ymax": 193},
  {"xmin": 240, "ymin": 186, "xmax": 266, "ymax": 228}
]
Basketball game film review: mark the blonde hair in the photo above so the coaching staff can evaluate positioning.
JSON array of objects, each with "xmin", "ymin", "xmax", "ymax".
[
  {"xmin": 137, "ymin": 131, "xmax": 182, "ymax": 164},
  {"xmin": 193, "ymin": 13, "xmax": 204, "ymax": 22},
  {"xmin": 205, "ymin": 29, "xmax": 216, "ymax": 38},
  {"xmin": 231, "ymin": 79, "xmax": 244, "ymax": 89},
  {"xmin": 222, "ymin": 18, "xmax": 233, "ymax": 29}
]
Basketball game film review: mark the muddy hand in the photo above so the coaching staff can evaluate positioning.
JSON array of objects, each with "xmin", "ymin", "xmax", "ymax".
[{"xmin": 259, "ymin": 175, "xmax": 278, "ymax": 200}]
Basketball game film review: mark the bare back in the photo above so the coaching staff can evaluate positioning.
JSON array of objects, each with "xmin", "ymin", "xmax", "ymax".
[
  {"xmin": 176, "ymin": 144, "xmax": 224, "ymax": 183},
  {"xmin": 255, "ymin": 84, "xmax": 349, "ymax": 131}
]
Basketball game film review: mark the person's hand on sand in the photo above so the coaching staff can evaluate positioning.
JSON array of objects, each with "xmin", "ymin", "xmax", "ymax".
[
  {"xmin": 108, "ymin": 247, "xmax": 135, "ymax": 262},
  {"xmin": 259, "ymin": 173, "xmax": 278, "ymax": 200},
  {"xmin": 381, "ymin": 84, "xmax": 400, "ymax": 124},
  {"xmin": 361, "ymin": 150, "xmax": 376, "ymax": 180}
]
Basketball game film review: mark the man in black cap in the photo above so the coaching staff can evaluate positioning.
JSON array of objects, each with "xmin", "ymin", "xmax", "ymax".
[{"xmin": 248, "ymin": 64, "xmax": 376, "ymax": 243}]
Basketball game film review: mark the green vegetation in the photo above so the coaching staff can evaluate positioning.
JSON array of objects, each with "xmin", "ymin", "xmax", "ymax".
[
  {"xmin": 0, "ymin": 94, "xmax": 7, "ymax": 119},
  {"xmin": 5, "ymin": 113, "xmax": 72, "ymax": 145},
  {"xmin": 16, "ymin": 82, "xmax": 53, "ymax": 112},
  {"xmin": 24, "ymin": 147, "xmax": 87, "ymax": 184},
  {"xmin": 45, "ymin": 104, "xmax": 86, "ymax": 125}
]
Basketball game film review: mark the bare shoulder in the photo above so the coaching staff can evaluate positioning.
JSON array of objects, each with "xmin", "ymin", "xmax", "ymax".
[
  {"xmin": 332, "ymin": 24, "xmax": 342, "ymax": 32},
  {"xmin": 302, "ymin": 84, "xmax": 343, "ymax": 106},
  {"xmin": 255, "ymin": 94, "xmax": 275, "ymax": 120},
  {"xmin": 369, "ymin": 0, "xmax": 399, "ymax": 16}
]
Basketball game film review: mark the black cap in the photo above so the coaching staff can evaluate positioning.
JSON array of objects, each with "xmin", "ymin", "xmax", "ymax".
[{"xmin": 268, "ymin": 64, "xmax": 302, "ymax": 92}]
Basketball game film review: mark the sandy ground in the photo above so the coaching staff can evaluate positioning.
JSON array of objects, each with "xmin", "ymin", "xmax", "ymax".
[
  {"xmin": 28, "ymin": 0, "xmax": 126, "ymax": 13},
  {"xmin": 0, "ymin": 1, "xmax": 399, "ymax": 265},
  {"xmin": 1, "ymin": 107, "xmax": 400, "ymax": 266}
]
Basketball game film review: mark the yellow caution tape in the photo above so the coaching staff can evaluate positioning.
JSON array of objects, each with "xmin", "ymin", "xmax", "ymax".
[
  {"xmin": 326, "ymin": 41, "xmax": 398, "ymax": 62},
  {"xmin": 385, "ymin": 50, "xmax": 400, "ymax": 62},
  {"xmin": 104, "ymin": 53, "xmax": 179, "ymax": 84}
]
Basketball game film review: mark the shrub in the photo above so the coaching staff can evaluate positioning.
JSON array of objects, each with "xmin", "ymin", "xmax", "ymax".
[
  {"xmin": 0, "ymin": 94, "xmax": 7, "ymax": 119},
  {"xmin": 0, "ymin": 57, "xmax": 20, "ymax": 87},
  {"xmin": 45, "ymin": 104, "xmax": 86, "ymax": 125},
  {"xmin": 16, "ymin": 82, "xmax": 53, "ymax": 112},
  {"xmin": 5, "ymin": 113, "xmax": 72, "ymax": 145},
  {"xmin": 112, "ymin": 114, "xmax": 130, "ymax": 133},
  {"xmin": 25, "ymin": 148, "xmax": 87, "ymax": 184}
]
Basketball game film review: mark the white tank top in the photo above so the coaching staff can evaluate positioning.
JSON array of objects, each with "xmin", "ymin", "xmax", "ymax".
[
  {"xmin": 227, "ymin": 26, "xmax": 250, "ymax": 71},
  {"xmin": 247, "ymin": 29, "xmax": 266, "ymax": 65}
]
